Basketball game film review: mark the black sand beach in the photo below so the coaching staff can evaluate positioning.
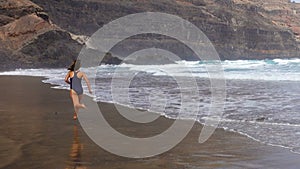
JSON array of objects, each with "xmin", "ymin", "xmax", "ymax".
[{"xmin": 1, "ymin": 76, "xmax": 300, "ymax": 169}]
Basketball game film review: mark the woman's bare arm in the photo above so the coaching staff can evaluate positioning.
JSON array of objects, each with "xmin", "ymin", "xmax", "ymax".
[
  {"xmin": 82, "ymin": 73, "xmax": 92, "ymax": 94},
  {"xmin": 64, "ymin": 71, "xmax": 71, "ymax": 84}
]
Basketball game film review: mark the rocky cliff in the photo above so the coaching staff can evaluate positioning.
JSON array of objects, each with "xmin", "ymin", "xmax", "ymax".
[
  {"xmin": 0, "ymin": 0, "xmax": 82, "ymax": 71},
  {"xmin": 1, "ymin": 0, "xmax": 300, "ymax": 71},
  {"xmin": 31, "ymin": 0, "xmax": 300, "ymax": 60}
]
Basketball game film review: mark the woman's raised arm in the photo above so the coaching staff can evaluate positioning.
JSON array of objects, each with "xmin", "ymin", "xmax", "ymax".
[{"xmin": 64, "ymin": 71, "xmax": 71, "ymax": 84}]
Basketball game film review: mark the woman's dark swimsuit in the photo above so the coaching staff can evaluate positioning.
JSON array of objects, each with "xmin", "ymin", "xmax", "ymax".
[{"xmin": 70, "ymin": 71, "xmax": 83, "ymax": 95}]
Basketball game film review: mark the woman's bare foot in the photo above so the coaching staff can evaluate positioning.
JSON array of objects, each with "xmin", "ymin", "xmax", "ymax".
[
  {"xmin": 81, "ymin": 104, "xmax": 86, "ymax": 109},
  {"xmin": 75, "ymin": 104, "xmax": 86, "ymax": 109},
  {"xmin": 73, "ymin": 113, "xmax": 77, "ymax": 120}
]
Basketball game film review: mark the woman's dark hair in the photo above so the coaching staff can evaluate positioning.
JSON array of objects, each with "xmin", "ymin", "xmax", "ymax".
[{"xmin": 68, "ymin": 60, "xmax": 81, "ymax": 71}]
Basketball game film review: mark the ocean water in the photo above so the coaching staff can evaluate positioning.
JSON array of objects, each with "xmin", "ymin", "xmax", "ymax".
[{"xmin": 1, "ymin": 58, "xmax": 300, "ymax": 154}]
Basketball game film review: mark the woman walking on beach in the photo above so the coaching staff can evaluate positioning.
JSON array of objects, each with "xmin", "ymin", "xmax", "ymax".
[{"xmin": 65, "ymin": 60, "xmax": 92, "ymax": 120}]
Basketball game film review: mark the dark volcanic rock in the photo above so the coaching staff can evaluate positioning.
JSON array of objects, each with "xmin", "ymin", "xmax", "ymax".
[
  {"xmin": 0, "ymin": 14, "xmax": 14, "ymax": 26},
  {"xmin": 31, "ymin": 0, "xmax": 300, "ymax": 60},
  {"xmin": 1, "ymin": 0, "xmax": 300, "ymax": 71},
  {"xmin": 0, "ymin": 0, "xmax": 84, "ymax": 70},
  {"xmin": 0, "ymin": 0, "xmax": 43, "ymax": 19},
  {"xmin": 101, "ymin": 52, "xmax": 123, "ymax": 65},
  {"xmin": 77, "ymin": 47, "xmax": 123, "ymax": 66},
  {"xmin": 0, "ymin": 0, "xmax": 125, "ymax": 70},
  {"xmin": 20, "ymin": 30, "xmax": 81, "ymax": 68}
]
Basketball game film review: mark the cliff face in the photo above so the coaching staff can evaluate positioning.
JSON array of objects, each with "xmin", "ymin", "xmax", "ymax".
[
  {"xmin": 0, "ymin": 0, "xmax": 82, "ymax": 71},
  {"xmin": 1, "ymin": 0, "xmax": 300, "ymax": 71},
  {"xmin": 31, "ymin": 0, "xmax": 300, "ymax": 60}
]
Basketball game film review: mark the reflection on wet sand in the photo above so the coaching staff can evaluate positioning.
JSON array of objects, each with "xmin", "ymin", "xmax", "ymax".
[{"xmin": 65, "ymin": 125, "xmax": 87, "ymax": 169}]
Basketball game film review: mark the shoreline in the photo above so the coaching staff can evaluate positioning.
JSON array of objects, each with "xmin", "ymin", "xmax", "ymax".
[
  {"xmin": 1, "ymin": 75, "xmax": 300, "ymax": 168},
  {"xmin": 106, "ymin": 98, "xmax": 300, "ymax": 156},
  {"xmin": 39, "ymin": 74, "xmax": 300, "ymax": 156}
]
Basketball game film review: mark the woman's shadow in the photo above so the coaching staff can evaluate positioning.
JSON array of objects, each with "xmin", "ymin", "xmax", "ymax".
[{"xmin": 65, "ymin": 125, "xmax": 87, "ymax": 169}]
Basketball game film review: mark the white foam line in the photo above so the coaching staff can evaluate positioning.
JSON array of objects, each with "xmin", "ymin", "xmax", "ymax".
[{"xmin": 219, "ymin": 118, "xmax": 300, "ymax": 127}]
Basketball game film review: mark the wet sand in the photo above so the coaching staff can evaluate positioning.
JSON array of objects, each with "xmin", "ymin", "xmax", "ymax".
[{"xmin": 1, "ymin": 76, "xmax": 300, "ymax": 169}]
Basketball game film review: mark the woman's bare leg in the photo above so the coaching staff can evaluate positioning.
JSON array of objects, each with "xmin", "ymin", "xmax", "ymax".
[
  {"xmin": 78, "ymin": 94, "xmax": 86, "ymax": 109},
  {"xmin": 70, "ymin": 90, "xmax": 79, "ymax": 119},
  {"xmin": 78, "ymin": 94, "xmax": 83, "ymax": 104},
  {"xmin": 70, "ymin": 90, "xmax": 85, "ymax": 120},
  {"xmin": 71, "ymin": 90, "xmax": 86, "ymax": 108}
]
